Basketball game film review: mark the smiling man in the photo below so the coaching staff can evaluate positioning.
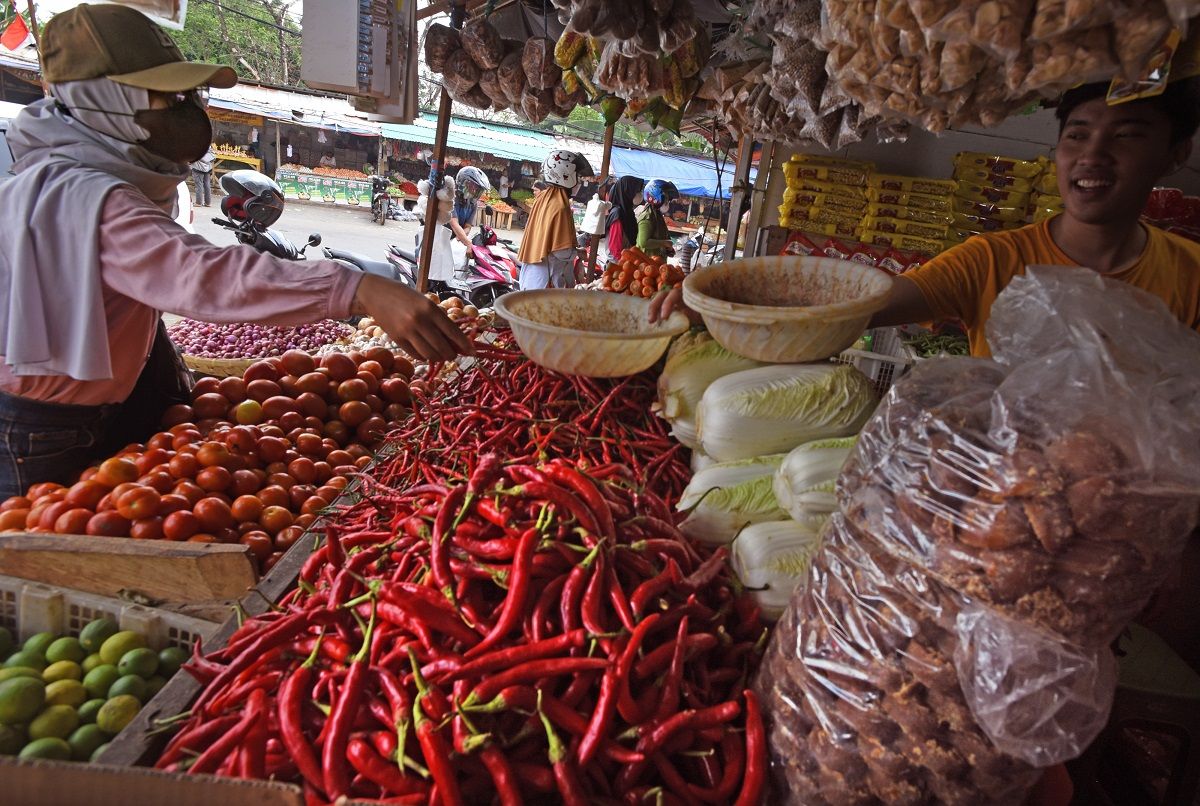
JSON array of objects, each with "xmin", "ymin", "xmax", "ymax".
[{"xmin": 870, "ymin": 78, "xmax": 1200, "ymax": 355}]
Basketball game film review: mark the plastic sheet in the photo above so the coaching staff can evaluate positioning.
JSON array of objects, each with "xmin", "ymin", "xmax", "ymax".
[{"xmin": 757, "ymin": 266, "xmax": 1200, "ymax": 804}]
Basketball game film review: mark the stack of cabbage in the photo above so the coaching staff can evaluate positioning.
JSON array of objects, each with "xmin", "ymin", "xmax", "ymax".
[{"xmin": 656, "ymin": 331, "xmax": 877, "ymax": 618}]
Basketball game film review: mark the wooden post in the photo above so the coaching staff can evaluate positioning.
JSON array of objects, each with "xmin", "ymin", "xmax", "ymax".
[
  {"xmin": 274, "ymin": 119, "xmax": 283, "ymax": 178},
  {"xmin": 723, "ymin": 135, "xmax": 755, "ymax": 263},
  {"xmin": 416, "ymin": 88, "xmax": 455, "ymax": 294},
  {"xmin": 744, "ymin": 140, "xmax": 776, "ymax": 258},
  {"xmin": 583, "ymin": 123, "xmax": 615, "ymax": 278}
]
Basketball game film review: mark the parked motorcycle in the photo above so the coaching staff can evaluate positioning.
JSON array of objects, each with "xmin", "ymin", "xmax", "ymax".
[
  {"xmin": 370, "ymin": 175, "xmax": 395, "ymax": 225},
  {"xmin": 385, "ymin": 222, "xmax": 517, "ymax": 308},
  {"xmin": 216, "ymin": 170, "xmax": 405, "ymax": 284}
]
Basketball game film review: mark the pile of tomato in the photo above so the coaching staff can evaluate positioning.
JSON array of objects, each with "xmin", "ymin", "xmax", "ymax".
[
  {"xmin": 600, "ymin": 247, "xmax": 686, "ymax": 298},
  {"xmin": 0, "ymin": 347, "xmax": 422, "ymax": 573}
]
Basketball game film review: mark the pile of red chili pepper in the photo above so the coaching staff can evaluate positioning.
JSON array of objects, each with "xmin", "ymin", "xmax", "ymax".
[{"xmin": 155, "ymin": 332, "xmax": 769, "ymax": 805}]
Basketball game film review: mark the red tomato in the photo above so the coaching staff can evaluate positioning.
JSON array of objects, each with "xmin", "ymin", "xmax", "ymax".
[
  {"xmin": 158, "ymin": 494, "xmax": 191, "ymax": 515},
  {"xmin": 259, "ymin": 506, "xmax": 293, "ymax": 535},
  {"xmin": 65, "ymin": 480, "xmax": 108, "ymax": 509},
  {"xmin": 192, "ymin": 377, "xmax": 221, "ymax": 396},
  {"xmin": 161, "ymin": 404, "xmax": 195, "ymax": 428},
  {"xmin": 256, "ymin": 485, "xmax": 291, "ymax": 509},
  {"xmin": 337, "ymin": 401, "xmax": 371, "ymax": 428},
  {"xmin": 196, "ymin": 442, "xmax": 232, "ymax": 468},
  {"xmin": 274, "ymin": 525, "xmax": 304, "ymax": 550},
  {"xmin": 277, "ymin": 411, "xmax": 304, "ymax": 432},
  {"xmin": 263, "ymin": 550, "xmax": 285, "ymax": 573},
  {"xmin": 86, "ymin": 511, "xmax": 132, "ymax": 537},
  {"xmin": 116, "ymin": 487, "xmax": 161, "ymax": 520},
  {"xmin": 242, "ymin": 360, "xmax": 280, "ymax": 383},
  {"xmin": 173, "ymin": 481, "xmax": 206, "ymax": 506},
  {"xmin": 294, "ymin": 514, "xmax": 317, "ymax": 530},
  {"xmin": 139, "ymin": 472, "xmax": 174, "ymax": 494},
  {"xmin": 0, "ymin": 509, "xmax": 30, "ymax": 531},
  {"xmin": 27, "ymin": 482, "xmax": 66, "ymax": 502},
  {"xmin": 255, "ymin": 436, "xmax": 288, "ymax": 464},
  {"xmin": 135, "ymin": 448, "xmax": 171, "ymax": 476},
  {"xmin": 245, "ymin": 379, "xmax": 282, "ymax": 402},
  {"xmin": 289, "ymin": 484, "xmax": 318, "ymax": 511},
  {"xmin": 357, "ymin": 360, "xmax": 384, "ymax": 380},
  {"xmin": 336, "ymin": 378, "xmax": 369, "ymax": 402},
  {"xmin": 326, "ymin": 476, "xmax": 349, "ymax": 491},
  {"xmin": 194, "ymin": 497, "xmax": 236, "ymax": 532},
  {"xmin": 146, "ymin": 432, "xmax": 175, "ymax": 452},
  {"xmin": 362, "ymin": 347, "xmax": 395, "ymax": 372},
  {"xmin": 355, "ymin": 371, "xmax": 380, "ymax": 395},
  {"xmin": 38, "ymin": 501, "xmax": 73, "ymax": 531},
  {"xmin": 196, "ymin": 466, "xmax": 232, "ymax": 493},
  {"xmin": 266, "ymin": 472, "xmax": 295, "ymax": 490},
  {"xmin": 240, "ymin": 530, "xmax": 274, "ymax": 564},
  {"xmin": 0, "ymin": 495, "xmax": 31, "ymax": 513},
  {"xmin": 172, "ymin": 430, "xmax": 202, "ymax": 450},
  {"xmin": 294, "ymin": 433, "xmax": 325, "ymax": 458},
  {"xmin": 163, "ymin": 510, "xmax": 201, "ymax": 541},
  {"xmin": 261, "ymin": 396, "xmax": 300, "ymax": 421},
  {"xmin": 294, "ymin": 372, "xmax": 328, "ymax": 396},
  {"xmin": 218, "ymin": 376, "xmax": 248, "ymax": 403},
  {"xmin": 295, "ymin": 392, "xmax": 327, "ymax": 418},
  {"xmin": 187, "ymin": 533, "xmax": 217, "ymax": 544},
  {"xmin": 130, "ymin": 517, "xmax": 165, "ymax": 540},
  {"xmin": 231, "ymin": 495, "xmax": 264, "ymax": 524},
  {"xmin": 280, "ymin": 349, "xmax": 316, "ymax": 376},
  {"xmin": 230, "ymin": 469, "xmax": 262, "ymax": 497},
  {"xmin": 94, "ymin": 457, "xmax": 138, "ymax": 488},
  {"xmin": 54, "ymin": 508, "xmax": 94, "ymax": 535},
  {"xmin": 192, "ymin": 392, "xmax": 231, "ymax": 420},
  {"xmin": 300, "ymin": 496, "xmax": 327, "ymax": 517},
  {"xmin": 286, "ymin": 457, "xmax": 317, "ymax": 485}
]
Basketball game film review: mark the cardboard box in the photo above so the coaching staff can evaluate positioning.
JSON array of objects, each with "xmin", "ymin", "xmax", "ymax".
[{"xmin": 1, "ymin": 759, "xmax": 304, "ymax": 806}]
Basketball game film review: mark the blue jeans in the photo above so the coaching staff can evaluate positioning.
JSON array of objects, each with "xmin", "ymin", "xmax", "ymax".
[{"xmin": 0, "ymin": 391, "xmax": 118, "ymax": 499}]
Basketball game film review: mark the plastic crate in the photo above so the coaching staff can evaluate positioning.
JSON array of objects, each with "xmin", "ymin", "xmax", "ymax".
[
  {"xmin": 835, "ymin": 327, "xmax": 914, "ymax": 397},
  {"xmin": 0, "ymin": 574, "xmax": 217, "ymax": 652}
]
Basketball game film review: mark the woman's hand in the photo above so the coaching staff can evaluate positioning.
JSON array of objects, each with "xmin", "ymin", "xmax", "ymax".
[
  {"xmin": 352, "ymin": 274, "xmax": 473, "ymax": 362},
  {"xmin": 648, "ymin": 286, "xmax": 702, "ymax": 326}
]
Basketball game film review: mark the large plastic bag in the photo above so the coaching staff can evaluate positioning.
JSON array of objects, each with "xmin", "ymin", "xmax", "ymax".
[{"xmin": 756, "ymin": 266, "xmax": 1200, "ymax": 804}]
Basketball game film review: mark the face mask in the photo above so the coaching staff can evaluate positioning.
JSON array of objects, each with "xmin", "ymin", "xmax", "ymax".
[{"xmin": 135, "ymin": 101, "xmax": 213, "ymax": 163}]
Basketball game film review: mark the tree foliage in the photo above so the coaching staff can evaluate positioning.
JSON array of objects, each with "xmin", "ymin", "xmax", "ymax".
[{"xmin": 171, "ymin": 0, "xmax": 301, "ymax": 87}]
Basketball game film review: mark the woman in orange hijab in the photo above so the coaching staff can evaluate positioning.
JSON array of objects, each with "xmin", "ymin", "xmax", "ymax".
[{"xmin": 517, "ymin": 150, "xmax": 593, "ymax": 289}]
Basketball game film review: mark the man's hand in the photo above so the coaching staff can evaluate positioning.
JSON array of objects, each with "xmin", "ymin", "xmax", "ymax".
[
  {"xmin": 352, "ymin": 274, "xmax": 473, "ymax": 362},
  {"xmin": 648, "ymin": 286, "xmax": 702, "ymax": 326}
]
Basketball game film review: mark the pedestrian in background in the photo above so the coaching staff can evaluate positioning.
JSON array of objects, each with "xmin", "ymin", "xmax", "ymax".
[{"xmin": 190, "ymin": 144, "xmax": 215, "ymax": 207}]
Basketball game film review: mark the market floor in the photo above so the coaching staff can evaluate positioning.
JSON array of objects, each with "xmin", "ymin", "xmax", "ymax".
[{"xmin": 191, "ymin": 198, "xmax": 526, "ymax": 272}]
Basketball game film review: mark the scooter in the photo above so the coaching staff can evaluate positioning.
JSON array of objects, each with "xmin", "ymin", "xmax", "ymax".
[
  {"xmin": 215, "ymin": 169, "xmax": 405, "ymax": 284},
  {"xmin": 370, "ymin": 175, "xmax": 395, "ymax": 226},
  {"xmin": 385, "ymin": 222, "xmax": 517, "ymax": 308}
]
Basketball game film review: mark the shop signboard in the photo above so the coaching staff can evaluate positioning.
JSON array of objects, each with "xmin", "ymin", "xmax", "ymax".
[
  {"xmin": 275, "ymin": 170, "xmax": 305, "ymax": 200},
  {"xmin": 330, "ymin": 179, "xmax": 350, "ymax": 205},
  {"xmin": 318, "ymin": 177, "xmax": 337, "ymax": 203},
  {"xmin": 349, "ymin": 180, "xmax": 372, "ymax": 206}
]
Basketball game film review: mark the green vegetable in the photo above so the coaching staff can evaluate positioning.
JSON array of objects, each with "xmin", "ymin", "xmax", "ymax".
[
  {"xmin": 677, "ymin": 454, "xmax": 788, "ymax": 545},
  {"xmin": 656, "ymin": 331, "xmax": 764, "ymax": 438},
  {"xmin": 732, "ymin": 520, "xmax": 824, "ymax": 620},
  {"xmin": 773, "ymin": 437, "xmax": 858, "ymax": 526}
]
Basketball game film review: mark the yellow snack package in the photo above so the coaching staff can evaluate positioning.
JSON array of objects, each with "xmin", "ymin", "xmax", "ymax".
[
  {"xmin": 951, "ymin": 211, "xmax": 1017, "ymax": 233},
  {"xmin": 859, "ymin": 229, "xmax": 945, "ymax": 254},
  {"xmin": 791, "ymin": 178, "xmax": 868, "ymax": 201},
  {"xmin": 951, "ymin": 196, "xmax": 1028, "ymax": 223},
  {"xmin": 953, "ymin": 151, "xmax": 1043, "ymax": 179},
  {"xmin": 783, "ymin": 154, "xmax": 874, "ymax": 186},
  {"xmin": 865, "ymin": 187, "xmax": 953, "ymax": 212},
  {"xmin": 864, "ymin": 202, "xmax": 953, "ymax": 226},
  {"xmin": 955, "ymin": 180, "xmax": 1032, "ymax": 206},
  {"xmin": 867, "ymin": 173, "xmax": 958, "ymax": 197},
  {"xmin": 952, "ymin": 168, "xmax": 1037, "ymax": 193},
  {"xmin": 859, "ymin": 215, "xmax": 949, "ymax": 240},
  {"xmin": 782, "ymin": 188, "xmax": 868, "ymax": 214}
]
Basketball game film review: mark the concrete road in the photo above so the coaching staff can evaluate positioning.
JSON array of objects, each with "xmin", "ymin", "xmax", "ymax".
[{"xmin": 192, "ymin": 198, "xmax": 524, "ymax": 265}]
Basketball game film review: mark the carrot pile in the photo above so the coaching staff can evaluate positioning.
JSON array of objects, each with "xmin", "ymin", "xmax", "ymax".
[
  {"xmin": 157, "ymin": 331, "xmax": 768, "ymax": 806},
  {"xmin": 601, "ymin": 247, "xmax": 686, "ymax": 298}
]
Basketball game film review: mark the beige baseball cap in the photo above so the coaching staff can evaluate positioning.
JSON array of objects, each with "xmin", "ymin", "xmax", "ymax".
[{"xmin": 41, "ymin": 3, "xmax": 237, "ymax": 92}]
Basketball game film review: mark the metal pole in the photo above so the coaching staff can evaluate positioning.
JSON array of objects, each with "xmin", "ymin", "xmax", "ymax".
[
  {"xmin": 723, "ymin": 135, "xmax": 755, "ymax": 263},
  {"xmin": 274, "ymin": 119, "xmax": 282, "ymax": 178},
  {"xmin": 583, "ymin": 123, "xmax": 615, "ymax": 277},
  {"xmin": 743, "ymin": 140, "xmax": 776, "ymax": 258},
  {"xmin": 416, "ymin": 1, "xmax": 465, "ymax": 294}
]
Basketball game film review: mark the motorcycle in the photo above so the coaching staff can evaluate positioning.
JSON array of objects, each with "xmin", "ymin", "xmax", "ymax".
[
  {"xmin": 370, "ymin": 175, "xmax": 395, "ymax": 226},
  {"xmin": 216, "ymin": 169, "xmax": 406, "ymax": 284},
  {"xmin": 386, "ymin": 219, "xmax": 517, "ymax": 309}
]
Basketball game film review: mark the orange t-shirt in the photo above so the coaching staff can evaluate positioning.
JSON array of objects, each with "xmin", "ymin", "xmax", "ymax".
[{"xmin": 905, "ymin": 218, "xmax": 1200, "ymax": 356}]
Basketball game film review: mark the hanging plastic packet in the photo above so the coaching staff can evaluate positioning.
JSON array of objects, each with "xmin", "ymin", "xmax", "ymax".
[{"xmin": 1108, "ymin": 27, "xmax": 1189, "ymax": 104}]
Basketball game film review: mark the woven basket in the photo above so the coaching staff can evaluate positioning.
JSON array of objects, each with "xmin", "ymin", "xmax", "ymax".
[{"xmin": 183, "ymin": 354, "xmax": 278, "ymax": 378}]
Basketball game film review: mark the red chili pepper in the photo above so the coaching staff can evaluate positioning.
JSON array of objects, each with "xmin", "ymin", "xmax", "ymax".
[
  {"xmin": 430, "ymin": 484, "xmax": 466, "ymax": 602},
  {"xmin": 480, "ymin": 745, "xmax": 524, "ymax": 806},
  {"xmin": 413, "ymin": 696, "xmax": 463, "ymax": 806},
  {"xmin": 580, "ymin": 551, "xmax": 609, "ymax": 638},
  {"xmin": 541, "ymin": 462, "xmax": 616, "ymax": 542},
  {"xmin": 467, "ymin": 527, "xmax": 539, "ymax": 657},
  {"xmin": 446, "ymin": 629, "xmax": 586, "ymax": 684},
  {"xmin": 559, "ymin": 543, "xmax": 600, "ymax": 633},
  {"xmin": 630, "ymin": 558, "xmax": 683, "ymax": 617},
  {"xmin": 655, "ymin": 617, "xmax": 689, "ymax": 721},
  {"xmin": 513, "ymin": 481, "xmax": 602, "ymax": 538},
  {"xmin": 347, "ymin": 737, "xmax": 431, "ymax": 797},
  {"xmin": 635, "ymin": 633, "xmax": 719, "ymax": 679},
  {"xmin": 527, "ymin": 572, "xmax": 569, "ymax": 643},
  {"xmin": 606, "ymin": 563, "xmax": 637, "ymax": 633},
  {"xmin": 682, "ymin": 547, "xmax": 729, "ymax": 591},
  {"xmin": 651, "ymin": 752, "xmax": 703, "ymax": 806},
  {"xmin": 616, "ymin": 614, "xmax": 661, "ymax": 725},
  {"xmin": 376, "ymin": 594, "xmax": 479, "ymax": 648},
  {"xmin": 537, "ymin": 693, "xmax": 588, "ymax": 806},
  {"xmin": 236, "ymin": 688, "xmax": 269, "ymax": 779},
  {"xmin": 185, "ymin": 702, "xmax": 256, "ymax": 774},
  {"xmin": 322, "ymin": 607, "xmax": 375, "ymax": 800},
  {"xmin": 156, "ymin": 714, "xmax": 239, "ymax": 769},
  {"xmin": 637, "ymin": 701, "xmax": 742, "ymax": 758},
  {"xmin": 577, "ymin": 666, "xmax": 619, "ymax": 769},
  {"xmin": 734, "ymin": 690, "xmax": 766, "ymax": 806},
  {"xmin": 465, "ymin": 657, "xmax": 610, "ymax": 706}
]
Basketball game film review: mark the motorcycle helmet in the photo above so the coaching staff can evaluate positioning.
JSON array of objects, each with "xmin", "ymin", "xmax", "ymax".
[
  {"xmin": 642, "ymin": 179, "xmax": 679, "ymax": 206},
  {"xmin": 542, "ymin": 150, "xmax": 594, "ymax": 191},
  {"xmin": 456, "ymin": 165, "xmax": 490, "ymax": 200},
  {"xmin": 219, "ymin": 170, "xmax": 285, "ymax": 228}
]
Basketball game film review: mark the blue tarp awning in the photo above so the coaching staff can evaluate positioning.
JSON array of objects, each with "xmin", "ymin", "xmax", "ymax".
[
  {"xmin": 608, "ymin": 146, "xmax": 754, "ymax": 200},
  {"xmin": 379, "ymin": 117, "xmax": 552, "ymax": 164}
]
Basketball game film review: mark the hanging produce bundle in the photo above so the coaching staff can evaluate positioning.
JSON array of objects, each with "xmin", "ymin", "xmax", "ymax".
[
  {"xmin": 756, "ymin": 268, "xmax": 1200, "ymax": 804},
  {"xmin": 154, "ymin": 331, "xmax": 769, "ymax": 804}
]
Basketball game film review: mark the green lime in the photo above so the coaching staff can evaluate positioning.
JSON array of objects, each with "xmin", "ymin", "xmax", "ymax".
[
  {"xmin": 144, "ymin": 675, "xmax": 167, "ymax": 699},
  {"xmin": 82, "ymin": 664, "xmax": 120, "ymax": 700},
  {"xmin": 77, "ymin": 698, "xmax": 105, "ymax": 724},
  {"xmin": 0, "ymin": 723, "xmax": 24, "ymax": 755},
  {"xmin": 67, "ymin": 723, "xmax": 107, "ymax": 761},
  {"xmin": 89, "ymin": 741, "xmax": 110, "ymax": 762},
  {"xmin": 44, "ymin": 679, "xmax": 87, "ymax": 708},
  {"xmin": 42, "ymin": 660, "xmax": 82, "ymax": 683},
  {"xmin": 0, "ymin": 667, "xmax": 41, "ymax": 683},
  {"xmin": 0, "ymin": 627, "xmax": 12, "ymax": 661},
  {"xmin": 45, "ymin": 636, "xmax": 85, "ymax": 665},
  {"xmin": 117, "ymin": 647, "xmax": 158, "ymax": 679},
  {"xmin": 4, "ymin": 650, "xmax": 46, "ymax": 672},
  {"xmin": 99, "ymin": 631, "xmax": 146, "ymax": 666},
  {"xmin": 106, "ymin": 674, "xmax": 147, "ymax": 703},
  {"xmin": 81, "ymin": 653, "xmax": 104, "ymax": 674},
  {"xmin": 157, "ymin": 646, "xmax": 187, "ymax": 678},
  {"xmin": 96, "ymin": 695, "xmax": 140, "ymax": 736},
  {"xmin": 28, "ymin": 704, "xmax": 79, "ymax": 740},
  {"xmin": 22, "ymin": 632, "xmax": 56, "ymax": 658},
  {"xmin": 18, "ymin": 736, "xmax": 71, "ymax": 761},
  {"xmin": 79, "ymin": 619, "xmax": 119, "ymax": 654},
  {"xmin": 0, "ymin": 676, "xmax": 45, "ymax": 724}
]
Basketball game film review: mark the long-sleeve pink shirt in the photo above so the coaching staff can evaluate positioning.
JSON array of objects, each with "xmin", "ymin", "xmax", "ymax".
[{"xmin": 0, "ymin": 186, "xmax": 363, "ymax": 406}]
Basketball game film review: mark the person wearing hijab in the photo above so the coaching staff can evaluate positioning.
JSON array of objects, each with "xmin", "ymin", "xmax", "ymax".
[
  {"xmin": 517, "ymin": 150, "xmax": 593, "ymax": 289},
  {"xmin": 0, "ymin": 4, "xmax": 470, "ymax": 498},
  {"xmin": 605, "ymin": 176, "xmax": 644, "ymax": 262},
  {"xmin": 637, "ymin": 179, "xmax": 679, "ymax": 257}
]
